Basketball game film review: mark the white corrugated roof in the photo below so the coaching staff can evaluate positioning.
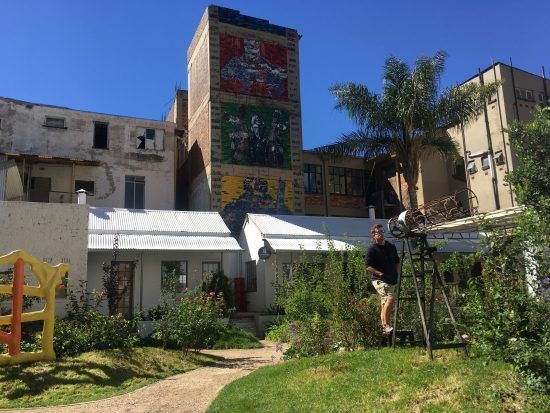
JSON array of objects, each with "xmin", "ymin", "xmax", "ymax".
[
  {"xmin": 88, "ymin": 208, "xmax": 241, "ymax": 251},
  {"xmin": 88, "ymin": 234, "xmax": 242, "ymax": 251},
  {"xmin": 246, "ymin": 214, "xmax": 388, "ymax": 239},
  {"xmin": 264, "ymin": 237, "xmax": 352, "ymax": 252},
  {"xmin": 89, "ymin": 207, "xmax": 231, "ymax": 235}
]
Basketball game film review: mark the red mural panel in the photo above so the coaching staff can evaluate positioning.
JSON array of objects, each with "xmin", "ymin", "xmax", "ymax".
[{"xmin": 219, "ymin": 33, "xmax": 288, "ymax": 100}]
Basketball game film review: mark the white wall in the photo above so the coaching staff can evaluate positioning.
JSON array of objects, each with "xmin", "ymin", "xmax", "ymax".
[
  {"xmin": 87, "ymin": 249, "xmax": 239, "ymax": 315},
  {"xmin": 0, "ymin": 97, "xmax": 176, "ymax": 210},
  {"xmin": 0, "ymin": 201, "xmax": 89, "ymax": 316}
]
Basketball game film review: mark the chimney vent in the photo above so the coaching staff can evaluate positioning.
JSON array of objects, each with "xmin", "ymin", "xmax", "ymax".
[{"xmin": 76, "ymin": 189, "xmax": 87, "ymax": 205}]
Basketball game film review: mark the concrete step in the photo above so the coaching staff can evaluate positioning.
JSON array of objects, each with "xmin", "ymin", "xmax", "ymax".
[{"xmin": 229, "ymin": 316, "xmax": 257, "ymax": 336}]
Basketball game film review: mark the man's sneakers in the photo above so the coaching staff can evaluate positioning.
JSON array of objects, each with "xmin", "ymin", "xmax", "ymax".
[{"xmin": 383, "ymin": 324, "xmax": 394, "ymax": 334}]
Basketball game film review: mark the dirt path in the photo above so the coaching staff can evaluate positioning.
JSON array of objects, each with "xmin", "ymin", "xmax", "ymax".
[{"xmin": 4, "ymin": 341, "xmax": 283, "ymax": 413}]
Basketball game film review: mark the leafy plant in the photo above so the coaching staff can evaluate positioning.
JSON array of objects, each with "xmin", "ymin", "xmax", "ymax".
[{"xmin": 202, "ymin": 270, "xmax": 235, "ymax": 315}]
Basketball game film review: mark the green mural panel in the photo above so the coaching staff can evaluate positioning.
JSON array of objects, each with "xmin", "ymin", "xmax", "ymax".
[{"xmin": 221, "ymin": 102, "xmax": 291, "ymax": 169}]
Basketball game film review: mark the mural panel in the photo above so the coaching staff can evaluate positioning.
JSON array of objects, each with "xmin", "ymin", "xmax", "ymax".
[
  {"xmin": 221, "ymin": 102, "xmax": 290, "ymax": 169},
  {"xmin": 220, "ymin": 33, "xmax": 288, "ymax": 100},
  {"xmin": 220, "ymin": 176, "xmax": 294, "ymax": 234}
]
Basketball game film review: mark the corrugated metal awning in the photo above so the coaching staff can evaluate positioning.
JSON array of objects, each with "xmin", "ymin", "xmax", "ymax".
[
  {"xmin": 264, "ymin": 237, "xmax": 352, "ymax": 252},
  {"xmin": 88, "ymin": 234, "xmax": 242, "ymax": 251}
]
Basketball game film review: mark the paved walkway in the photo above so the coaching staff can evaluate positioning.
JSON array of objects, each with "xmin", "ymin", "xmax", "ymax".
[{"xmin": 4, "ymin": 341, "xmax": 283, "ymax": 413}]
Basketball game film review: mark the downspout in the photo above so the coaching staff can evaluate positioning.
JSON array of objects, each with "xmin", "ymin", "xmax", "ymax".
[
  {"xmin": 478, "ymin": 68, "xmax": 500, "ymax": 211},
  {"xmin": 460, "ymin": 125, "xmax": 473, "ymax": 212},
  {"xmin": 139, "ymin": 251, "xmax": 144, "ymax": 312},
  {"xmin": 543, "ymin": 66, "xmax": 549, "ymax": 106},
  {"xmin": 492, "ymin": 61, "xmax": 515, "ymax": 207},
  {"xmin": 70, "ymin": 162, "xmax": 76, "ymax": 203},
  {"xmin": 509, "ymin": 58, "xmax": 521, "ymax": 121}
]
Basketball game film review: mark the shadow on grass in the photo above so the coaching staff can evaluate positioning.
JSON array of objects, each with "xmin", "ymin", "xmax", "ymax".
[{"xmin": 0, "ymin": 349, "xmax": 221, "ymax": 402}]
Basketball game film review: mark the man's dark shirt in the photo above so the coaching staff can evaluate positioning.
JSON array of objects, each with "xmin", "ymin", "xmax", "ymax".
[{"xmin": 366, "ymin": 241, "xmax": 400, "ymax": 285}]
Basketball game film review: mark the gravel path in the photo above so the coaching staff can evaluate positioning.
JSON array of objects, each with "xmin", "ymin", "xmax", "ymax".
[{"xmin": 3, "ymin": 341, "xmax": 283, "ymax": 413}]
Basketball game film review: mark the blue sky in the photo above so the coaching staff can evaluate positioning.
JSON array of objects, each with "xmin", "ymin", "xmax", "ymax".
[{"xmin": 3, "ymin": 1, "xmax": 549, "ymax": 149}]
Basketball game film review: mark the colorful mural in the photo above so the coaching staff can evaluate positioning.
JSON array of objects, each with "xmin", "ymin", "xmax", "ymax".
[
  {"xmin": 221, "ymin": 103, "xmax": 290, "ymax": 169},
  {"xmin": 220, "ymin": 176, "xmax": 294, "ymax": 233},
  {"xmin": 220, "ymin": 33, "xmax": 288, "ymax": 100}
]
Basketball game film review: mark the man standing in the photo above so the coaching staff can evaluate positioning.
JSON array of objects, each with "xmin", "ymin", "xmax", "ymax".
[{"xmin": 366, "ymin": 224, "xmax": 400, "ymax": 334}]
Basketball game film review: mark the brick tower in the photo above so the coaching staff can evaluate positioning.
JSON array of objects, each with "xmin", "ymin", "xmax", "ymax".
[{"xmin": 186, "ymin": 6, "xmax": 303, "ymax": 233}]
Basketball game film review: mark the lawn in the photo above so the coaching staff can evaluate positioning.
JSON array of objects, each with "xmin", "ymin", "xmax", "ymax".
[
  {"xmin": 0, "ymin": 347, "xmax": 214, "ymax": 408},
  {"xmin": 208, "ymin": 348, "xmax": 549, "ymax": 413}
]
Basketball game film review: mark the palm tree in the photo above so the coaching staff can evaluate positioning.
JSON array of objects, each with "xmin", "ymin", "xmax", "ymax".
[{"xmin": 321, "ymin": 51, "xmax": 498, "ymax": 209}]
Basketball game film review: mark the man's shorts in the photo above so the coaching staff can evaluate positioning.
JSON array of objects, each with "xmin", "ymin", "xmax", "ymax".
[{"xmin": 372, "ymin": 280, "xmax": 396, "ymax": 305}]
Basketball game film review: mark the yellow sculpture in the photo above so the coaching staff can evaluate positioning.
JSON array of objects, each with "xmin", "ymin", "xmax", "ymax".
[{"xmin": 0, "ymin": 250, "xmax": 69, "ymax": 365}]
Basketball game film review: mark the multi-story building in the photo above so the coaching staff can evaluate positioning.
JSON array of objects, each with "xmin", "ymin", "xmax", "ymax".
[
  {"xmin": 0, "ymin": 97, "xmax": 177, "ymax": 210},
  {"xmin": 183, "ymin": 6, "xmax": 304, "ymax": 233},
  {"xmin": 448, "ymin": 62, "xmax": 549, "ymax": 212}
]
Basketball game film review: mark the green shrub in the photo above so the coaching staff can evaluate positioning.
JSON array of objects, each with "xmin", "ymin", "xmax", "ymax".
[
  {"xmin": 284, "ymin": 314, "xmax": 335, "ymax": 359},
  {"xmin": 265, "ymin": 321, "xmax": 290, "ymax": 342},
  {"xmin": 152, "ymin": 289, "xmax": 225, "ymax": 355},
  {"xmin": 54, "ymin": 311, "xmax": 141, "ymax": 357},
  {"xmin": 202, "ymin": 270, "xmax": 235, "ymax": 315},
  {"xmin": 211, "ymin": 325, "xmax": 262, "ymax": 349}
]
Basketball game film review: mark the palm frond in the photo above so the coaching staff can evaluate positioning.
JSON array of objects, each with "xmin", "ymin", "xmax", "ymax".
[
  {"xmin": 329, "ymin": 83, "xmax": 381, "ymax": 127},
  {"xmin": 315, "ymin": 129, "xmax": 394, "ymax": 158},
  {"xmin": 436, "ymin": 81, "xmax": 500, "ymax": 128},
  {"xmin": 415, "ymin": 132, "xmax": 460, "ymax": 160}
]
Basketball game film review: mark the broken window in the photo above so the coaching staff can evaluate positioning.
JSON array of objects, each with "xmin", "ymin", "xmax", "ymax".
[
  {"xmin": 94, "ymin": 122, "xmax": 109, "ymax": 149},
  {"xmin": 44, "ymin": 117, "xmax": 66, "ymax": 128},
  {"xmin": 136, "ymin": 127, "xmax": 164, "ymax": 150},
  {"xmin": 494, "ymin": 151, "xmax": 505, "ymax": 165},
  {"xmin": 74, "ymin": 180, "xmax": 95, "ymax": 195},
  {"xmin": 467, "ymin": 161, "xmax": 477, "ymax": 174},
  {"xmin": 124, "ymin": 176, "xmax": 145, "ymax": 209}
]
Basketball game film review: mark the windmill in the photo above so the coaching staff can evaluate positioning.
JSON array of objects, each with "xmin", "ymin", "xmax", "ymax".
[{"xmin": 387, "ymin": 188, "xmax": 479, "ymax": 360}]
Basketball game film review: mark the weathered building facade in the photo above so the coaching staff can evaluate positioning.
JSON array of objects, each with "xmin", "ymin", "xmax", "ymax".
[
  {"xmin": 448, "ymin": 63, "xmax": 549, "ymax": 213},
  {"xmin": 0, "ymin": 97, "xmax": 176, "ymax": 210},
  {"xmin": 184, "ymin": 6, "xmax": 304, "ymax": 233}
]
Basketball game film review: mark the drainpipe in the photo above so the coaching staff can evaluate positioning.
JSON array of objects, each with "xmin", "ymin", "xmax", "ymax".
[
  {"xmin": 543, "ymin": 66, "xmax": 549, "ymax": 106},
  {"xmin": 509, "ymin": 58, "xmax": 521, "ymax": 121},
  {"xmin": 492, "ymin": 60, "xmax": 515, "ymax": 207},
  {"xmin": 139, "ymin": 251, "xmax": 144, "ymax": 312},
  {"xmin": 478, "ymin": 68, "xmax": 500, "ymax": 211},
  {"xmin": 460, "ymin": 125, "xmax": 474, "ymax": 212}
]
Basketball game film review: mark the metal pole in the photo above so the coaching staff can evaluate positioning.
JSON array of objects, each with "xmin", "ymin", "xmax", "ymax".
[
  {"xmin": 478, "ymin": 68, "xmax": 500, "ymax": 211},
  {"xmin": 492, "ymin": 60, "xmax": 515, "ymax": 207},
  {"xmin": 391, "ymin": 241, "xmax": 405, "ymax": 348}
]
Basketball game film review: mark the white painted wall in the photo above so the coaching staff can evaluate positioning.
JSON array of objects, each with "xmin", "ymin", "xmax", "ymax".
[
  {"xmin": 0, "ymin": 201, "xmax": 89, "ymax": 317},
  {"xmin": 0, "ymin": 97, "xmax": 176, "ymax": 210},
  {"xmin": 87, "ymin": 249, "xmax": 239, "ymax": 315}
]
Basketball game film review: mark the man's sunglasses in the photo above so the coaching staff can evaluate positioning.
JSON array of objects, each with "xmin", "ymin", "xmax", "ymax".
[{"xmin": 375, "ymin": 229, "xmax": 385, "ymax": 234}]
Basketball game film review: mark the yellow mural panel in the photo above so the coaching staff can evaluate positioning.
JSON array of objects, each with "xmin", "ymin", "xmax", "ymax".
[{"xmin": 220, "ymin": 176, "xmax": 294, "ymax": 233}]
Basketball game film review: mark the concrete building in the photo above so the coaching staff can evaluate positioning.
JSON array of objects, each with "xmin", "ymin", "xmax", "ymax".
[
  {"xmin": 183, "ymin": 6, "xmax": 304, "ymax": 234},
  {"xmin": 448, "ymin": 62, "xmax": 550, "ymax": 213},
  {"xmin": 0, "ymin": 97, "xmax": 177, "ymax": 210},
  {"xmin": 0, "ymin": 200, "xmax": 89, "ymax": 316}
]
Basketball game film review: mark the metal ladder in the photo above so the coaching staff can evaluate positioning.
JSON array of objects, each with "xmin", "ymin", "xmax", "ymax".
[{"xmin": 391, "ymin": 234, "xmax": 468, "ymax": 360}]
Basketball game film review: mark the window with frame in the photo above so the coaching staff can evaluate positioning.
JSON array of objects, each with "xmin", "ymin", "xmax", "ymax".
[
  {"xmin": 347, "ymin": 168, "xmax": 364, "ymax": 196},
  {"xmin": 93, "ymin": 122, "xmax": 109, "ymax": 149},
  {"xmin": 161, "ymin": 261, "xmax": 187, "ymax": 293},
  {"xmin": 44, "ymin": 116, "xmax": 66, "ymax": 128},
  {"xmin": 246, "ymin": 260, "xmax": 257, "ymax": 292},
  {"xmin": 467, "ymin": 161, "xmax": 477, "ymax": 174},
  {"xmin": 481, "ymin": 156, "xmax": 490, "ymax": 170},
  {"xmin": 124, "ymin": 176, "xmax": 145, "ymax": 209},
  {"xmin": 136, "ymin": 127, "xmax": 164, "ymax": 150},
  {"xmin": 303, "ymin": 164, "xmax": 323, "ymax": 193},
  {"xmin": 494, "ymin": 151, "xmax": 505, "ymax": 165},
  {"xmin": 329, "ymin": 166, "xmax": 346, "ymax": 194},
  {"xmin": 74, "ymin": 180, "xmax": 95, "ymax": 195},
  {"xmin": 202, "ymin": 261, "xmax": 220, "ymax": 278}
]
